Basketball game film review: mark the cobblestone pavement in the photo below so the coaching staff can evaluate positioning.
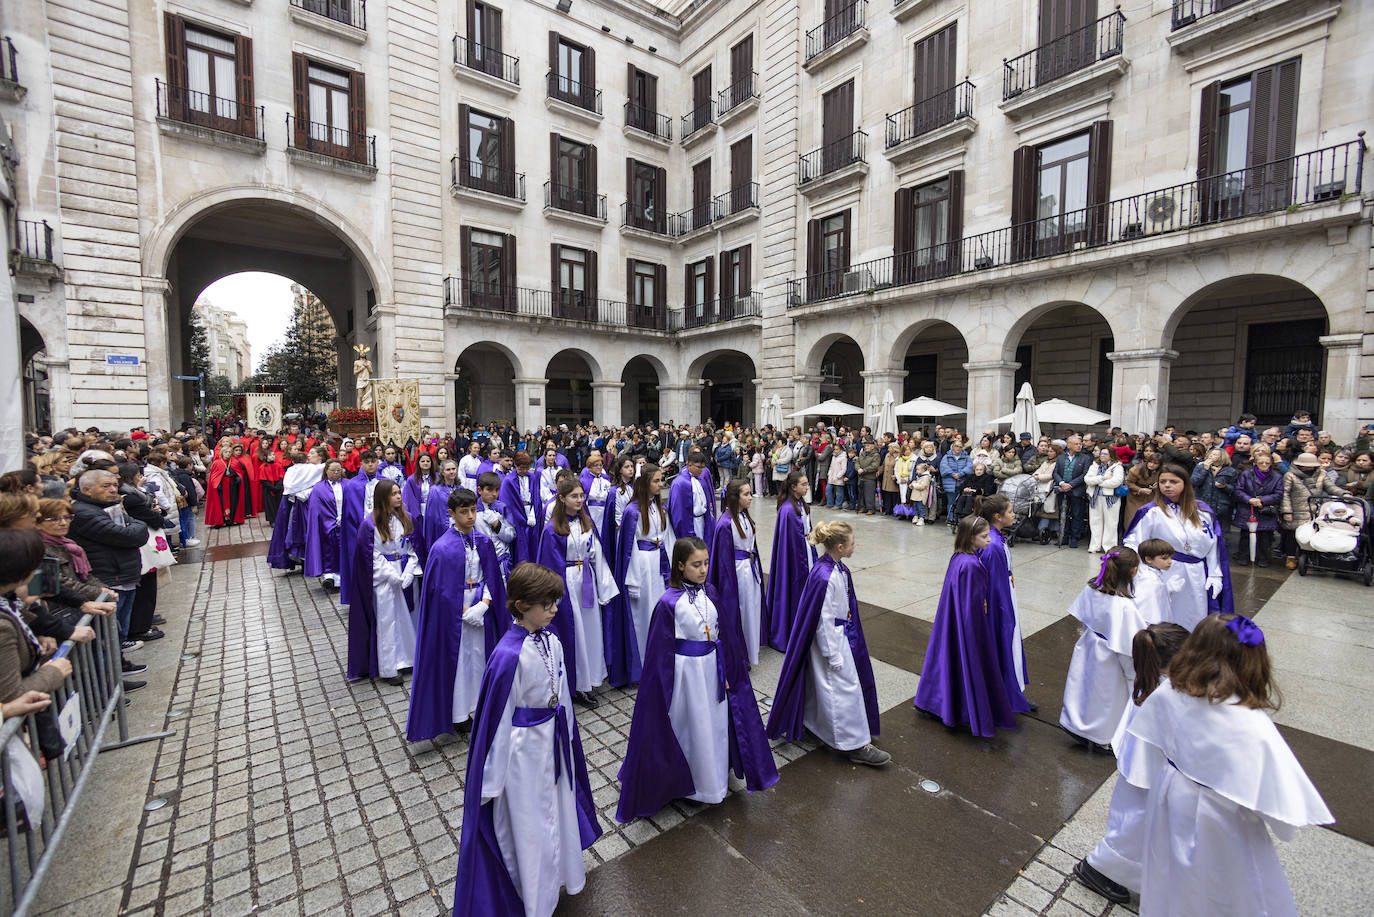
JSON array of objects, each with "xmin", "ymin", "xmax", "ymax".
[{"xmin": 119, "ymin": 518, "xmax": 814, "ymax": 916}]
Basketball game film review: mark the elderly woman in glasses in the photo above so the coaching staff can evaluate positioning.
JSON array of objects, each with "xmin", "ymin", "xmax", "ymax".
[{"xmin": 35, "ymin": 498, "xmax": 116, "ymax": 627}]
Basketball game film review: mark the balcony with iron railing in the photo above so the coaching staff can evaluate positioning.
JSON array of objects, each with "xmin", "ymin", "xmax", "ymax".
[
  {"xmin": 717, "ymin": 72, "xmax": 759, "ymax": 124},
  {"xmin": 9, "ymin": 218, "xmax": 59, "ymax": 278},
  {"xmin": 1167, "ymin": 0, "xmax": 1300, "ymax": 52},
  {"xmin": 1002, "ymin": 10, "xmax": 1126, "ymax": 110},
  {"xmin": 443, "ymin": 276, "xmax": 670, "ymax": 331},
  {"xmin": 1171, "ymin": 0, "xmax": 1253, "ymax": 29},
  {"xmin": 156, "ymin": 80, "xmax": 265, "ymax": 149},
  {"xmin": 677, "ymin": 293, "xmax": 763, "ymax": 330},
  {"xmin": 799, "ymin": 129, "xmax": 868, "ymax": 192},
  {"xmin": 669, "ymin": 201, "xmax": 717, "ymax": 238},
  {"xmin": 620, "ymin": 201, "xmax": 671, "ymax": 238},
  {"xmin": 624, "ymin": 102, "xmax": 672, "ymax": 144},
  {"xmin": 681, "ymin": 100, "xmax": 715, "ymax": 145},
  {"xmin": 711, "ymin": 182, "xmax": 761, "ymax": 228},
  {"xmin": 804, "ymin": 1, "xmax": 869, "ymax": 70},
  {"xmin": 288, "ymin": 0, "xmax": 367, "ymax": 33},
  {"xmin": 543, "ymin": 181, "xmax": 608, "ymax": 223},
  {"xmin": 546, "ymin": 73, "xmax": 603, "ymax": 120},
  {"xmin": 452, "ymin": 35, "xmax": 520, "ymax": 89},
  {"xmin": 286, "ymin": 115, "xmax": 377, "ymax": 174},
  {"xmin": 450, "ymin": 155, "xmax": 525, "ymax": 206},
  {"xmin": 788, "ymin": 138, "xmax": 1364, "ymax": 309},
  {"xmin": 0, "ymin": 36, "xmax": 21, "ymax": 98},
  {"xmin": 885, "ymin": 81, "xmax": 975, "ymax": 159}
]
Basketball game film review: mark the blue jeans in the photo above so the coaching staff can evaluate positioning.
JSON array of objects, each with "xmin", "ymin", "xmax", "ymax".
[
  {"xmin": 945, "ymin": 488, "xmax": 958, "ymax": 521},
  {"xmin": 845, "ymin": 481, "xmax": 857, "ymax": 508},
  {"xmin": 179, "ymin": 507, "xmax": 195, "ymax": 540},
  {"xmin": 914, "ymin": 501, "xmax": 927, "ymax": 519},
  {"xmin": 115, "ymin": 589, "xmax": 137, "ymax": 640},
  {"xmin": 826, "ymin": 483, "xmax": 843, "ymax": 507}
]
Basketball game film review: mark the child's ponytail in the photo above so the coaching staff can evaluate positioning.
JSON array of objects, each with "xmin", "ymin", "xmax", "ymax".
[
  {"xmin": 1087, "ymin": 546, "xmax": 1139, "ymax": 598},
  {"xmin": 1131, "ymin": 623, "xmax": 1189, "ymax": 705}
]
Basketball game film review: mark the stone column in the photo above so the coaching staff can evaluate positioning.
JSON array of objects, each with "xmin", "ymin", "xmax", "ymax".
[
  {"xmin": 963, "ymin": 360, "xmax": 1018, "ymax": 437},
  {"xmin": 861, "ymin": 368, "xmax": 908, "ymax": 435},
  {"xmin": 0, "ymin": 285, "xmax": 22, "ymax": 470},
  {"xmin": 1106, "ymin": 348, "xmax": 1179, "ymax": 434},
  {"xmin": 752, "ymin": 377, "xmax": 767, "ymax": 425},
  {"xmin": 1319, "ymin": 333, "xmax": 1363, "ymax": 443},
  {"xmin": 791, "ymin": 373, "xmax": 822, "ymax": 425},
  {"xmin": 369, "ymin": 304, "xmax": 397, "ymax": 378},
  {"xmin": 337, "ymin": 335, "xmax": 356, "ymax": 408},
  {"xmin": 591, "ymin": 381, "xmax": 625, "ymax": 427},
  {"xmin": 659, "ymin": 382, "xmax": 704, "ymax": 426},
  {"xmin": 141, "ymin": 277, "xmax": 173, "ymax": 430},
  {"xmin": 40, "ymin": 357, "xmax": 73, "ymax": 432},
  {"xmin": 513, "ymin": 377, "xmax": 548, "ymax": 432}
]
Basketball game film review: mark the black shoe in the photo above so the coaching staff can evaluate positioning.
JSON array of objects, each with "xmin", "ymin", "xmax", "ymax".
[
  {"xmin": 123, "ymin": 679, "xmax": 148, "ymax": 692},
  {"xmin": 575, "ymin": 691, "xmax": 600, "ymax": 709},
  {"xmin": 381, "ymin": 676, "xmax": 403, "ymax": 686},
  {"xmin": 1236, "ymin": 559, "xmax": 1251, "ymax": 567},
  {"xmin": 1025, "ymin": 697, "xmax": 1039, "ymax": 713},
  {"xmin": 122, "ymin": 659, "xmax": 148, "ymax": 675},
  {"xmin": 151, "ymin": 615, "xmax": 166, "ymax": 625},
  {"xmin": 135, "ymin": 627, "xmax": 166, "ymax": 642},
  {"xmin": 1073, "ymin": 859, "xmax": 1131, "ymax": 905}
]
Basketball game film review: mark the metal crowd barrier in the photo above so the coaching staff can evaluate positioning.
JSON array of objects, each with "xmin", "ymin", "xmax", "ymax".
[{"xmin": 1, "ymin": 610, "xmax": 172, "ymax": 915}]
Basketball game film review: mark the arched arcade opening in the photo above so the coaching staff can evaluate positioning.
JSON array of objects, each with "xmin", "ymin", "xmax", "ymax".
[
  {"xmin": 455, "ymin": 343, "xmax": 518, "ymax": 426},
  {"xmin": 1006, "ymin": 304, "xmax": 1116, "ymax": 416},
  {"xmin": 19, "ymin": 317, "xmax": 49, "ymax": 433},
  {"xmin": 621, "ymin": 356, "xmax": 663, "ymax": 425},
  {"xmin": 696, "ymin": 351, "xmax": 757, "ymax": 426},
  {"xmin": 546, "ymin": 350, "xmax": 597, "ymax": 427}
]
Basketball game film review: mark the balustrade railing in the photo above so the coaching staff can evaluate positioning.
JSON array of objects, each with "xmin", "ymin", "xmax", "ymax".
[
  {"xmin": 805, "ymin": 1, "xmax": 867, "ymax": 62},
  {"xmin": 799, "ymin": 129, "xmax": 867, "ymax": 184},
  {"xmin": 885, "ymin": 81, "xmax": 974, "ymax": 148},
  {"xmin": 1002, "ymin": 10, "xmax": 1125, "ymax": 100}
]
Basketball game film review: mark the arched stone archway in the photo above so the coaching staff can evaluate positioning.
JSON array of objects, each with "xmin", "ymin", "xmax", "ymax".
[
  {"xmin": 1004, "ymin": 301, "xmax": 1118, "ymax": 416},
  {"xmin": 545, "ymin": 349, "xmax": 600, "ymax": 428},
  {"xmin": 456, "ymin": 342, "xmax": 521, "ymax": 426},
  {"xmin": 694, "ymin": 351, "xmax": 758, "ymax": 427},
  {"xmin": 891, "ymin": 319, "xmax": 970, "ymax": 431},
  {"xmin": 799, "ymin": 333, "xmax": 865, "ymax": 416},
  {"xmin": 19, "ymin": 318, "xmax": 50, "ymax": 433},
  {"xmin": 620, "ymin": 355, "xmax": 665, "ymax": 425}
]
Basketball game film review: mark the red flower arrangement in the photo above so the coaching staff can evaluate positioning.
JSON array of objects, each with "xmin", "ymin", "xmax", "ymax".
[{"xmin": 328, "ymin": 408, "xmax": 377, "ymax": 424}]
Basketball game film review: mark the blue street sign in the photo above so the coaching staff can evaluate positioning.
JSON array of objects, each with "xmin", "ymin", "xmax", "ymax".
[
  {"xmin": 106, "ymin": 354, "xmax": 140, "ymax": 366},
  {"xmin": 172, "ymin": 374, "xmax": 200, "ymax": 381}
]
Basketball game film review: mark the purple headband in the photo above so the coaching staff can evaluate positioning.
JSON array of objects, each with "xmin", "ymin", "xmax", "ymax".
[
  {"xmin": 1225, "ymin": 615, "xmax": 1265, "ymax": 647},
  {"xmin": 1093, "ymin": 551, "xmax": 1121, "ymax": 587}
]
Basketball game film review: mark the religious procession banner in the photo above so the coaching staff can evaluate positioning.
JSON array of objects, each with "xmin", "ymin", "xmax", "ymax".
[
  {"xmin": 372, "ymin": 378, "xmax": 422, "ymax": 445},
  {"xmin": 243, "ymin": 393, "xmax": 284, "ymax": 433}
]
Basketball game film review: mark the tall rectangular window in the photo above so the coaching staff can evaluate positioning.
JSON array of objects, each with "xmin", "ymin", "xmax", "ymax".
[
  {"xmin": 467, "ymin": 1, "xmax": 503, "ymax": 77},
  {"xmin": 550, "ymin": 34, "xmax": 595, "ymax": 109},
  {"xmin": 688, "ymin": 259, "xmax": 711, "ymax": 319},
  {"xmin": 631, "ymin": 260, "xmax": 657, "ymax": 308},
  {"xmin": 165, "ymin": 14, "xmax": 255, "ymax": 137},
  {"xmin": 821, "ymin": 213, "xmax": 848, "ymax": 277},
  {"xmin": 307, "ymin": 63, "xmax": 352, "ymax": 149},
  {"xmin": 1199, "ymin": 59, "xmax": 1299, "ymax": 218},
  {"xmin": 468, "ymin": 230, "xmax": 505, "ymax": 300},
  {"xmin": 629, "ymin": 160, "xmax": 661, "ymax": 229},
  {"xmin": 466, "ymin": 108, "xmax": 502, "ymax": 186},
  {"xmin": 1035, "ymin": 131, "xmax": 1090, "ymax": 247},
  {"xmin": 554, "ymin": 137, "xmax": 592, "ymax": 213},
  {"xmin": 692, "ymin": 159, "xmax": 712, "ymax": 228},
  {"xmin": 185, "ymin": 26, "xmax": 239, "ymax": 125},
  {"xmin": 557, "ymin": 41, "xmax": 583, "ymax": 96}
]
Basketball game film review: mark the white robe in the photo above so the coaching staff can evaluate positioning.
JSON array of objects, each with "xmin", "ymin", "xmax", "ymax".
[
  {"xmin": 1059, "ymin": 587, "xmax": 1147, "ymax": 746},
  {"xmin": 585, "ymin": 473, "xmax": 612, "ymax": 535},
  {"xmin": 1122, "ymin": 687, "xmax": 1333, "ymax": 917},
  {"xmin": 564, "ymin": 526, "xmax": 620, "ymax": 692},
  {"xmin": 667, "ymin": 589, "xmax": 730, "ymax": 804},
  {"xmin": 451, "ymin": 532, "xmax": 493, "ymax": 724},
  {"xmin": 803, "ymin": 569, "xmax": 870, "ymax": 751},
  {"xmin": 477, "ymin": 501, "xmax": 514, "ymax": 568},
  {"xmin": 1123, "ymin": 504, "xmax": 1221, "ymax": 631},
  {"xmin": 1132, "ymin": 565, "xmax": 1176, "ymax": 626},
  {"xmin": 483, "ymin": 632, "xmax": 586, "ymax": 916},
  {"xmin": 458, "ymin": 454, "xmax": 484, "ymax": 492},
  {"xmin": 613, "ymin": 485, "xmax": 634, "ymax": 528},
  {"xmin": 727, "ymin": 515, "xmax": 764, "ymax": 666},
  {"xmin": 623, "ymin": 505, "xmax": 674, "ymax": 663},
  {"xmin": 372, "ymin": 517, "xmax": 418, "ymax": 678}
]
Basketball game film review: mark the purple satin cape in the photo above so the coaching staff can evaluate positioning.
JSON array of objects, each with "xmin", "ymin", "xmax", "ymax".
[
  {"xmin": 708, "ymin": 511, "xmax": 767, "ymax": 650},
  {"xmin": 406, "ymin": 528, "xmax": 509, "ymax": 741},
  {"xmin": 266, "ymin": 494, "xmax": 295, "ymax": 569},
  {"xmin": 452, "ymin": 627, "xmax": 602, "ymax": 917},
  {"xmin": 1124, "ymin": 499, "xmax": 1235, "ymax": 616},
  {"xmin": 284, "ymin": 492, "xmax": 310, "ymax": 561},
  {"xmin": 913, "ymin": 552, "xmax": 1020, "ymax": 737},
  {"xmin": 616, "ymin": 585, "xmax": 778, "ymax": 822},
  {"xmin": 401, "ymin": 475, "xmax": 433, "ymax": 531},
  {"xmin": 763, "ymin": 500, "xmax": 813, "ymax": 651},
  {"xmin": 534, "ymin": 526, "xmax": 616, "ymax": 693},
  {"xmin": 338, "ymin": 473, "xmax": 376, "ymax": 606},
  {"xmin": 497, "ymin": 471, "xmax": 539, "ymax": 564},
  {"xmin": 417, "ymin": 483, "xmax": 455, "ymax": 569},
  {"xmin": 977, "ymin": 528, "xmax": 1031, "ymax": 713},
  {"xmin": 766, "ymin": 556, "xmax": 880, "ymax": 743},
  {"xmin": 616, "ymin": 500, "xmax": 671, "ymax": 590},
  {"xmin": 345, "ymin": 516, "xmax": 415, "ymax": 680},
  {"xmin": 301, "ymin": 480, "xmax": 340, "ymax": 578},
  {"xmin": 667, "ymin": 469, "xmax": 716, "ymax": 539}
]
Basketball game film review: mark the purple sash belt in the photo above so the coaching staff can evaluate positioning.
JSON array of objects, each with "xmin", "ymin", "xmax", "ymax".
[
  {"xmin": 1173, "ymin": 552, "xmax": 1204, "ymax": 565},
  {"xmin": 512, "ymin": 704, "xmax": 573, "ymax": 784},
  {"xmin": 734, "ymin": 547, "xmax": 763, "ymax": 584},
  {"xmin": 674, "ymin": 638, "xmax": 727, "ymax": 702},
  {"xmin": 637, "ymin": 539, "xmax": 671, "ymax": 580},
  {"xmin": 566, "ymin": 559, "xmax": 596, "ymax": 609}
]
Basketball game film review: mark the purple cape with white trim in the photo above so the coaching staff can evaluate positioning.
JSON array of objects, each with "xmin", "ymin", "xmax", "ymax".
[
  {"xmin": 406, "ymin": 527, "xmax": 508, "ymax": 741},
  {"xmin": 301, "ymin": 479, "xmax": 340, "ymax": 578},
  {"xmin": 616, "ymin": 584, "xmax": 778, "ymax": 822},
  {"xmin": 977, "ymin": 527, "xmax": 1030, "ymax": 713},
  {"xmin": 1124, "ymin": 499, "xmax": 1235, "ymax": 616},
  {"xmin": 708, "ymin": 511, "xmax": 768, "ymax": 648},
  {"xmin": 616, "ymin": 500, "xmax": 671, "ymax": 589},
  {"xmin": 451, "ymin": 627, "xmax": 601, "ymax": 917},
  {"xmin": 766, "ymin": 555, "xmax": 880, "ymax": 743},
  {"xmin": 337, "ymin": 472, "xmax": 377, "ymax": 606},
  {"xmin": 913, "ymin": 552, "xmax": 1020, "ymax": 737},
  {"xmin": 401, "ymin": 474, "xmax": 434, "ymax": 532},
  {"xmin": 763, "ymin": 499, "xmax": 813, "ymax": 651},
  {"xmin": 497, "ymin": 470, "xmax": 539, "ymax": 564},
  {"xmin": 345, "ymin": 515, "xmax": 415, "ymax": 680}
]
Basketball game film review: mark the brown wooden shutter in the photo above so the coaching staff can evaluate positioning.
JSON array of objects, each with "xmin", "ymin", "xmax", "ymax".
[
  {"xmin": 684, "ymin": 263, "xmax": 692, "ymax": 308},
  {"xmin": 164, "ymin": 13, "xmax": 186, "ymax": 119},
  {"xmin": 644, "ymin": 72, "xmax": 657, "ymax": 118},
  {"xmin": 500, "ymin": 117, "xmax": 515, "ymax": 195},
  {"xmin": 586, "ymin": 249, "xmax": 598, "ymax": 320},
  {"xmin": 655, "ymin": 166, "xmax": 667, "ymax": 231},
  {"xmin": 549, "ymin": 132, "xmax": 560, "ymax": 200},
  {"xmin": 740, "ymin": 244, "xmax": 752, "ymax": 295},
  {"xmin": 718, "ymin": 256, "xmax": 730, "ymax": 312},
  {"xmin": 587, "ymin": 143, "xmax": 598, "ymax": 207},
  {"xmin": 459, "ymin": 226, "xmax": 472, "ymax": 305},
  {"xmin": 583, "ymin": 43, "xmax": 597, "ymax": 108},
  {"xmin": 946, "ymin": 170, "xmax": 965, "ymax": 274},
  {"xmin": 626, "ymin": 257, "xmax": 636, "ymax": 307},
  {"xmin": 625, "ymin": 157, "xmax": 634, "ymax": 221},
  {"xmin": 654, "ymin": 263, "xmax": 667, "ymax": 326},
  {"xmin": 1087, "ymin": 120, "xmax": 1113, "ymax": 244},
  {"xmin": 504, "ymin": 234, "xmax": 517, "ymax": 311},
  {"xmin": 549, "ymin": 32, "xmax": 559, "ymax": 90},
  {"xmin": 806, "ymin": 218, "xmax": 821, "ymax": 277},
  {"xmin": 348, "ymin": 71, "xmax": 367, "ymax": 163},
  {"xmin": 893, "ymin": 186, "xmax": 914, "ymax": 283},
  {"xmin": 1011, "ymin": 145, "xmax": 1037, "ymax": 260},
  {"xmin": 913, "ymin": 23, "xmax": 956, "ymax": 103},
  {"xmin": 1197, "ymin": 81, "xmax": 1221, "ymax": 221},
  {"xmin": 732, "ymin": 36, "xmax": 753, "ymax": 86},
  {"xmin": 626, "ymin": 63, "xmax": 638, "ymax": 118},
  {"xmin": 291, "ymin": 52, "xmax": 309, "ymax": 149},
  {"xmin": 840, "ymin": 211, "xmax": 851, "ymax": 272},
  {"xmin": 731, "ymin": 136, "xmax": 752, "ymax": 190},
  {"xmin": 704, "ymin": 255, "xmax": 715, "ymax": 318},
  {"xmin": 234, "ymin": 35, "xmax": 254, "ymax": 138},
  {"xmin": 551, "ymin": 244, "xmax": 561, "ymax": 308},
  {"xmin": 1248, "ymin": 58, "xmax": 1300, "ymax": 211},
  {"xmin": 459, "ymin": 103, "xmax": 471, "ymax": 166},
  {"xmin": 467, "ymin": 0, "xmax": 477, "ymax": 42}
]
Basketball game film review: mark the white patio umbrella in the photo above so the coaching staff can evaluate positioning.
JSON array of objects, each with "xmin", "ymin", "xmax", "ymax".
[
  {"xmin": 990, "ymin": 394, "xmax": 1109, "ymax": 430},
  {"xmin": 877, "ymin": 389, "xmax": 898, "ymax": 437},
  {"xmin": 865, "ymin": 393, "xmax": 880, "ymax": 428},
  {"xmin": 893, "ymin": 396, "xmax": 966, "ymax": 417},
  {"xmin": 1012, "ymin": 382, "xmax": 1041, "ymax": 441},
  {"xmin": 1134, "ymin": 383, "xmax": 1157, "ymax": 434},
  {"xmin": 786, "ymin": 398, "xmax": 866, "ymax": 419}
]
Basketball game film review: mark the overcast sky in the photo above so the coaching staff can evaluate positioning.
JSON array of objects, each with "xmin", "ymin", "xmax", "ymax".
[{"xmin": 198, "ymin": 272, "xmax": 295, "ymax": 370}]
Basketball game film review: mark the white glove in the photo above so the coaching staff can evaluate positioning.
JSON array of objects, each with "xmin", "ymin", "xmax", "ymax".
[
  {"xmin": 526, "ymin": 508, "xmax": 536, "ymax": 527},
  {"xmin": 1205, "ymin": 578, "xmax": 1223, "ymax": 599},
  {"xmin": 462, "ymin": 601, "xmax": 488, "ymax": 627},
  {"xmin": 828, "ymin": 655, "xmax": 844, "ymax": 672},
  {"xmin": 1166, "ymin": 577, "xmax": 1186, "ymax": 595},
  {"xmin": 400, "ymin": 569, "xmax": 415, "ymax": 591}
]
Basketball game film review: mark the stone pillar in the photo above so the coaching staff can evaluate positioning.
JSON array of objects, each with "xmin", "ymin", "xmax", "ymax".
[
  {"xmin": 141, "ymin": 277, "xmax": 173, "ymax": 430},
  {"xmin": 963, "ymin": 360, "xmax": 1018, "ymax": 437},
  {"xmin": 41, "ymin": 357, "xmax": 73, "ymax": 432},
  {"xmin": 659, "ymin": 383, "xmax": 704, "ymax": 426},
  {"xmin": 1106, "ymin": 348, "xmax": 1179, "ymax": 434},
  {"xmin": 791, "ymin": 373, "xmax": 822, "ymax": 426},
  {"xmin": 591, "ymin": 381, "xmax": 625, "ymax": 427},
  {"xmin": 861, "ymin": 369, "xmax": 908, "ymax": 435},
  {"xmin": 370, "ymin": 304, "xmax": 396, "ymax": 378},
  {"xmin": 1319, "ymin": 333, "xmax": 1363, "ymax": 443},
  {"xmin": 514, "ymin": 377, "xmax": 548, "ymax": 432},
  {"xmin": 337, "ymin": 335, "xmax": 356, "ymax": 408}
]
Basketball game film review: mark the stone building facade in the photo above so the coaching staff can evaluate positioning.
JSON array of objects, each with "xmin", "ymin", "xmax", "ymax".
[{"xmin": 1, "ymin": 0, "xmax": 1370, "ymax": 440}]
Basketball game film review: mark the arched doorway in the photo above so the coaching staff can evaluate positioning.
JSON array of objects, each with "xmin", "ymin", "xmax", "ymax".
[
  {"xmin": 816, "ymin": 336, "xmax": 864, "ymax": 408},
  {"xmin": 693, "ymin": 351, "xmax": 757, "ymax": 426},
  {"xmin": 19, "ymin": 318, "xmax": 49, "ymax": 433},
  {"xmin": 1166, "ymin": 276, "xmax": 1328, "ymax": 432},
  {"xmin": 892, "ymin": 320, "xmax": 969, "ymax": 429},
  {"xmin": 546, "ymin": 350, "xmax": 597, "ymax": 427},
  {"xmin": 456, "ymin": 343, "xmax": 518, "ymax": 425},
  {"xmin": 620, "ymin": 356, "xmax": 663, "ymax": 425},
  {"xmin": 161, "ymin": 199, "xmax": 381, "ymax": 426},
  {"xmin": 1006, "ymin": 303, "xmax": 1116, "ymax": 415}
]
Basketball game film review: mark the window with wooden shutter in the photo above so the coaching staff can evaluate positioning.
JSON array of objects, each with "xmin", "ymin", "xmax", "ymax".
[
  {"xmin": 459, "ymin": 226, "xmax": 472, "ymax": 307},
  {"xmin": 946, "ymin": 170, "xmax": 964, "ymax": 274},
  {"xmin": 692, "ymin": 66, "xmax": 713, "ymax": 129},
  {"xmin": 806, "ymin": 218, "xmax": 822, "ymax": 300},
  {"xmin": 1197, "ymin": 80, "xmax": 1221, "ymax": 220},
  {"xmin": 1037, "ymin": 0, "xmax": 1095, "ymax": 86},
  {"xmin": 291, "ymin": 52, "xmax": 309, "ymax": 149},
  {"xmin": 692, "ymin": 159, "xmax": 711, "ymax": 229},
  {"xmin": 585, "ymin": 249, "xmax": 599, "ymax": 321},
  {"xmin": 164, "ymin": 13, "xmax": 187, "ymax": 120},
  {"xmin": 729, "ymin": 136, "xmax": 753, "ymax": 211},
  {"xmin": 347, "ymin": 71, "xmax": 367, "ymax": 164},
  {"xmin": 730, "ymin": 36, "xmax": 753, "ymax": 97},
  {"xmin": 503, "ymin": 234, "xmax": 517, "ymax": 311},
  {"xmin": 1086, "ymin": 120, "xmax": 1113, "ymax": 244},
  {"xmin": 654, "ymin": 263, "xmax": 667, "ymax": 327},
  {"xmin": 235, "ymin": 35, "xmax": 255, "ymax": 138},
  {"xmin": 1011, "ymin": 145, "xmax": 1037, "ymax": 260},
  {"xmin": 913, "ymin": 23, "xmax": 956, "ymax": 132},
  {"xmin": 821, "ymin": 80, "xmax": 855, "ymax": 173},
  {"xmin": 1247, "ymin": 57, "xmax": 1300, "ymax": 214}
]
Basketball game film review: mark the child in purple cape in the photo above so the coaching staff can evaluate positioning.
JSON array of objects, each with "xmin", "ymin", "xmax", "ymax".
[
  {"xmin": 346, "ymin": 479, "xmax": 418, "ymax": 686},
  {"xmin": 767, "ymin": 521, "xmax": 889, "ymax": 767},
  {"xmin": 764, "ymin": 468, "xmax": 816, "ymax": 652},
  {"xmin": 418, "ymin": 459, "xmax": 460, "ymax": 570},
  {"xmin": 301, "ymin": 458, "xmax": 344, "ymax": 588},
  {"xmin": 708, "ymin": 479, "xmax": 766, "ymax": 666},
  {"xmin": 914, "ymin": 515, "xmax": 1021, "ymax": 737},
  {"xmin": 975, "ymin": 495, "xmax": 1033, "ymax": 713},
  {"xmin": 617, "ymin": 538, "xmax": 778, "ymax": 821},
  {"xmin": 452, "ymin": 563, "xmax": 601, "ymax": 917}
]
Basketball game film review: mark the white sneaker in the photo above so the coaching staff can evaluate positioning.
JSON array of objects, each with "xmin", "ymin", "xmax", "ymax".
[
  {"xmin": 185, "ymin": 538, "xmax": 201, "ymax": 547},
  {"xmin": 915, "ymin": 518, "xmax": 925, "ymax": 526}
]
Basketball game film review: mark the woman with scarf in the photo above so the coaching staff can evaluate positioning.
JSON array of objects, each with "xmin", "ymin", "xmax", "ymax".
[
  {"xmin": 1231, "ymin": 446, "xmax": 1281, "ymax": 566},
  {"xmin": 1084, "ymin": 447, "xmax": 1126, "ymax": 553}
]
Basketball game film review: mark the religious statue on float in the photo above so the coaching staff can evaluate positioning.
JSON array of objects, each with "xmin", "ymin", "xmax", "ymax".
[{"xmin": 353, "ymin": 344, "xmax": 374, "ymax": 410}]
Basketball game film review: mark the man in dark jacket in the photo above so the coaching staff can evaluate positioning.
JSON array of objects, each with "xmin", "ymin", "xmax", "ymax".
[
  {"xmin": 69, "ymin": 469, "xmax": 150, "ymax": 673},
  {"xmin": 1052, "ymin": 435, "xmax": 1093, "ymax": 548}
]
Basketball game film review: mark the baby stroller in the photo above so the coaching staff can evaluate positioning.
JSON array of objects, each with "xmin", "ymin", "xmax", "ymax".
[
  {"xmin": 1295, "ymin": 495, "xmax": 1372, "ymax": 586},
  {"xmin": 998, "ymin": 473, "xmax": 1041, "ymax": 546}
]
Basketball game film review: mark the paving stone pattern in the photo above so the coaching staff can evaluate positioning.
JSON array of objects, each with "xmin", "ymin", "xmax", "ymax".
[
  {"xmin": 982, "ymin": 819, "xmax": 1138, "ymax": 917},
  {"xmin": 120, "ymin": 519, "xmax": 815, "ymax": 916}
]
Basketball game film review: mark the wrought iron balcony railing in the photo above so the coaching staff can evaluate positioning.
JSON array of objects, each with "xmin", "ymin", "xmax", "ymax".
[
  {"xmin": 799, "ymin": 129, "xmax": 867, "ymax": 185},
  {"xmin": 1171, "ymin": 0, "xmax": 1252, "ymax": 29},
  {"xmin": 620, "ymin": 201, "xmax": 670, "ymax": 236},
  {"xmin": 453, "ymin": 36, "xmax": 520, "ymax": 85},
  {"xmin": 677, "ymin": 293, "xmax": 762, "ymax": 330},
  {"xmin": 718, "ymin": 72, "xmax": 758, "ymax": 117},
  {"xmin": 681, "ymin": 100, "xmax": 714, "ymax": 140},
  {"xmin": 0, "ymin": 37, "xmax": 18, "ymax": 86},
  {"xmin": 624, "ymin": 102, "xmax": 672, "ymax": 142},
  {"xmin": 289, "ymin": 0, "xmax": 366, "ymax": 30},
  {"xmin": 885, "ymin": 81, "xmax": 974, "ymax": 148},
  {"xmin": 1003, "ymin": 10, "xmax": 1125, "ymax": 101},
  {"xmin": 286, "ymin": 115, "xmax": 376, "ymax": 166},
  {"xmin": 669, "ymin": 202, "xmax": 717, "ymax": 237},
  {"xmin": 157, "ymin": 80, "xmax": 265, "ymax": 141},
  {"xmin": 451, "ymin": 156, "xmax": 525, "ymax": 201},
  {"xmin": 714, "ymin": 181, "xmax": 759, "ymax": 217},
  {"xmin": 12, "ymin": 218, "xmax": 54, "ymax": 263},
  {"xmin": 444, "ymin": 276, "xmax": 667, "ymax": 330},
  {"xmin": 788, "ymin": 138, "xmax": 1364, "ymax": 308},
  {"xmin": 805, "ymin": 1, "xmax": 867, "ymax": 62},
  {"xmin": 546, "ymin": 72, "xmax": 602, "ymax": 114},
  {"xmin": 544, "ymin": 181, "xmax": 607, "ymax": 220}
]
